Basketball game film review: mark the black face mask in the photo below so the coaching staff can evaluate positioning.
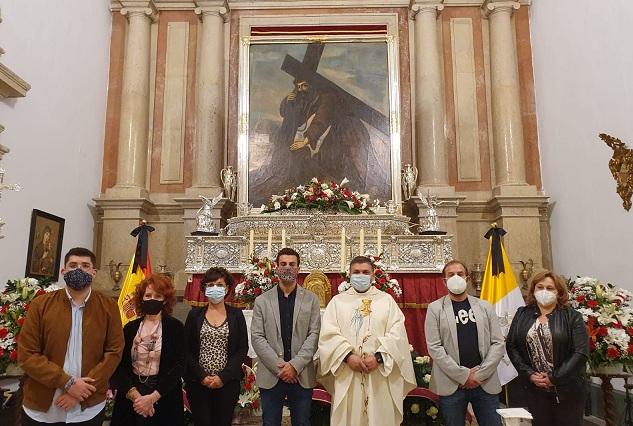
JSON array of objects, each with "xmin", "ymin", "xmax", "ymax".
[{"xmin": 141, "ymin": 299, "xmax": 164, "ymax": 315}]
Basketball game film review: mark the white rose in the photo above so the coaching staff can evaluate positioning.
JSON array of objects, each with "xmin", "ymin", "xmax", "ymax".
[
  {"xmin": 274, "ymin": 201, "xmax": 281, "ymax": 210},
  {"xmin": 321, "ymin": 183, "xmax": 328, "ymax": 189},
  {"xmin": 311, "ymin": 177, "xmax": 319, "ymax": 183},
  {"xmin": 260, "ymin": 204, "xmax": 267, "ymax": 212},
  {"xmin": 345, "ymin": 201, "xmax": 354, "ymax": 209},
  {"xmin": 324, "ymin": 189, "xmax": 334, "ymax": 197},
  {"xmin": 423, "ymin": 374, "xmax": 431, "ymax": 383}
]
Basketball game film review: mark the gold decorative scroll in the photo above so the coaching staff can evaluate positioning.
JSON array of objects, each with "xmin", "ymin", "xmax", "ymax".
[{"xmin": 599, "ymin": 133, "xmax": 633, "ymax": 211}]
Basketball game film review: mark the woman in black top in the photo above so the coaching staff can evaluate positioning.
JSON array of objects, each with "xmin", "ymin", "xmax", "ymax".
[
  {"xmin": 111, "ymin": 274, "xmax": 185, "ymax": 426},
  {"xmin": 184, "ymin": 267, "xmax": 249, "ymax": 426},
  {"xmin": 506, "ymin": 270, "xmax": 589, "ymax": 426}
]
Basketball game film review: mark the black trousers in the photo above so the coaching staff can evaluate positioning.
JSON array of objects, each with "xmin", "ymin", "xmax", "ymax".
[
  {"xmin": 21, "ymin": 408, "xmax": 105, "ymax": 426},
  {"xmin": 526, "ymin": 386, "xmax": 586, "ymax": 426},
  {"xmin": 185, "ymin": 380, "xmax": 240, "ymax": 426}
]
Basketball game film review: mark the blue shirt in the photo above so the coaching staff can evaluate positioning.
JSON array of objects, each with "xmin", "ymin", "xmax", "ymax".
[{"xmin": 23, "ymin": 288, "xmax": 105, "ymax": 423}]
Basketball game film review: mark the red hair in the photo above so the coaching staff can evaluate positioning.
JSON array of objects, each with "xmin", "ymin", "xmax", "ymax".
[{"xmin": 134, "ymin": 274, "xmax": 177, "ymax": 316}]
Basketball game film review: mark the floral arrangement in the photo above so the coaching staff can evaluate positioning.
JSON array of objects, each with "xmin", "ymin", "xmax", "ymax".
[
  {"xmin": 338, "ymin": 253, "xmax": 402, "ymax": 299},
  {"xmin": 570, "ymin": 276, "xmax": 633, "ymax": 370},
  {"xmin": 0, "ymin": 277, "xmax": 59, "ymax": 373},
  {"xmin": 410, "ymin": 348, "xmax": 432, "ymax": 388},
  {"xmin": 236, "ymin": 363, "xmax": 260, "ymax": 414},
  {"xmin": 233, "ymin": 257, "xmax": 278, "ymax": 305},
  {"xmin": 260, "ymin": 177, "xmax": 372, "ymax": 214},
  {"xmin": 402, "ymin": 398, "xmax": 441, "ymax": 426}
]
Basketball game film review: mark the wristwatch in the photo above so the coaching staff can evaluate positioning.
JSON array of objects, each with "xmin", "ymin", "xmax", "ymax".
[{"xmin": 375, "ymin": 352, "xmax": 384, "ymax": 364}]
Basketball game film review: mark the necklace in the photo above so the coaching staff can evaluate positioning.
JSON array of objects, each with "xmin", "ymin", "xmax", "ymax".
[{"xmin": 132, "ymin": 319, "xmax": 162, "ymax": 383}]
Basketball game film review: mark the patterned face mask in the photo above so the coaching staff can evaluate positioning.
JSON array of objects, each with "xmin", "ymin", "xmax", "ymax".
[
  {"xmin": 63, "ymin": 268, "xmax": 93, "ymax": 291},
  {"xmin": 276, "ymin": 266, "xmax": 298, "ymax": 283}
]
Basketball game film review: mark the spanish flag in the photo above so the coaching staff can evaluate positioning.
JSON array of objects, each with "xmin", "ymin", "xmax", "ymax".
[
  {"xmin": 117, "ymin": 221, "xmax": 154, "ymax": 326},
  {"xmin": 480, "ymin": 224, "xmax": 524, "ymax": 385}
]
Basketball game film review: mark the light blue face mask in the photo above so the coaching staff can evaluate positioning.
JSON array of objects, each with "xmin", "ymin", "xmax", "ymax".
[
  {"xmin": 205, "ymin": 286, "xmax": 226, "ymax": 304},
  {"xmin": 350, "ymin": 274, "xmax": 372, "ymax": 292}
]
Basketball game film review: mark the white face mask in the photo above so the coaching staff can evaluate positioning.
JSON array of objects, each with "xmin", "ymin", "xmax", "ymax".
[
  {"xmin": 534, "ymin": 289, "xmax": 557, "ymax": 307},
  {"xmin": 350, "ymin": 274, "xmax": 372, "ymax": 292},
  {"xmin": 446, "ymin": 275, "xmax": 468, "ymax": 295}
]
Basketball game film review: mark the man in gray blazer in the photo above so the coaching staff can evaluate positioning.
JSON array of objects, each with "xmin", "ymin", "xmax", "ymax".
[
  {"xmin": 425, "ymin": 260, "xmax": 505, "ymax": 426},
  {"xmin": 251, "ymin": 248, "xmax": 321, "ymax": 426}
]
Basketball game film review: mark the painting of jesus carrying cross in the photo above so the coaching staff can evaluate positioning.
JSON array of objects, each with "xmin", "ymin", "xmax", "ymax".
[{"xmin": 247, "ymin": 41, "xmax": 393, "ymax": 207}]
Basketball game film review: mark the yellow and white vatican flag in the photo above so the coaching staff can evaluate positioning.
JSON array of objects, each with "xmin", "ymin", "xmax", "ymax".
[
  {"xmin": 117, "ymin": 221, "xmax": 154, "ymax": 326},
  {"xmin": 480, "ymin": 224, "xmax": 524, "ymax": 385}
]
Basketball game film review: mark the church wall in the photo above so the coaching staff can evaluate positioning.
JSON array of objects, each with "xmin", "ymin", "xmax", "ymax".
[
  {"xmin": 530, "ymin": 0, "xmax": 633, "ymax": 289},
  {"xmin": 0, "ymin": 0, "xmax": 112, "ymax": 286}
]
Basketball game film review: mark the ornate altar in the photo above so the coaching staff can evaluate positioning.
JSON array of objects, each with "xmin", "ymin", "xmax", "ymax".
[{"xmin": 184, "ymin": 210, "xmax": 453, "ymax": 274}]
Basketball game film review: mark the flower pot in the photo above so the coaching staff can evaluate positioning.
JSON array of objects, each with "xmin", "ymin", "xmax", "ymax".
[{"xmin": 590, "ymin": 363, "xmax": 632, "ymax": 376}]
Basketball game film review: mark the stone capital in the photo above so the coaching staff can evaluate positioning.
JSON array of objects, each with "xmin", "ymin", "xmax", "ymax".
[
  {"xmin": 195, "ymin": 1, "xmax": 229, "ymax": 23},
  {"xmin": 410, "ymin": 0, "xmax": 444, "ymax": 20},
  {"xmin": 482, "ymin": 0, "xmax": 520, "ymax": 17},
  {"xmin": 120, "ymin": 0, "xmax": 158, "ymax": 22}
]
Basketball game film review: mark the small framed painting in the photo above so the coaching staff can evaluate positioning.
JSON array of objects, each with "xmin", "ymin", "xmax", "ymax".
[{"xmin": 25, "ymin": 209, "xmax": 65, "ymax": 281}]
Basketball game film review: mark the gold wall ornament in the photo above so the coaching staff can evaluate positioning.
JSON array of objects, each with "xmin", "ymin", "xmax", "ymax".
[
  {"xmin": 599, "ymin": 133, "xmax": 633, "ymax": 211},
  {"xmin": 303, "ymin": 270, "xmax": 331, "ymax": 308}
]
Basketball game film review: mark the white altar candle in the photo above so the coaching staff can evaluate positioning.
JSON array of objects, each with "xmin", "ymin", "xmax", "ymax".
[
  {"xmin": 281, "ymin": 228, "xmax": 286, "ymax": 247},
  {"xmin": 359, "ymin": 228, "xmax": 365, "ymax": 255},
  {"xmin": 377, "ymin": 229, "xmax": 382, "ymax": 255},
  {"xmin": 340, "ymin": 227, "xmax": 346, "ymax": 271},
  {"xmin": 248, "ymin": 230, "xmax": 254, "ymax": 256},
  {"xmin": 267, "ymin": 228, "xmax": 273, "ymax": 258}
]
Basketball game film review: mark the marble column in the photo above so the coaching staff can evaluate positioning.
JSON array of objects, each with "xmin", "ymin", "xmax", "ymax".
[
  {"xmin": 112, "ymin": 2, "xmax": 157, "ymax": 198},
  {"xmin": 411, "ymin": 1, "xmax": 451, "ymax": 194},
  {"xmin": 484, "ymin": 0, "xmax": 528, "ymax": 191},
  {"xmin": 187, "ymin": 1, "xmax": 227, "ymax": 197}
]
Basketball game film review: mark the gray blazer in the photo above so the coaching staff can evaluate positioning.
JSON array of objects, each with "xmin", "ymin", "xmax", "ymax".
[
  {"xmin": 251, "ymin": 285, "xmax": 321, "ymax": 389},
  {"xmin": 424, "ymin": 295, "xmax": 505, "ymax": 396}
]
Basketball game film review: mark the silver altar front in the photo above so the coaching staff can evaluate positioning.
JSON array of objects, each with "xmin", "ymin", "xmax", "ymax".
[{"xmin": 184, "ymin": 211, "xmax": 453, "ymax": 274}]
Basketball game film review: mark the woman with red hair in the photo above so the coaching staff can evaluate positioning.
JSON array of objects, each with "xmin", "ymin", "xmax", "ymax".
[
  {"xmin": 111, "ymin": 274, "xmax": 185, "ymax": 425},
  {"xmin": 506, "ymin": 270, "xmax": 589, "ymax": 426}
]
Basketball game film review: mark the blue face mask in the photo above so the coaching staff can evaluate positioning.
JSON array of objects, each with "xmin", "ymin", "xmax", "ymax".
[
  {"xmin": 350, "ymin": 274, "xmax": 372, "ymax": 292},
  {"xmin": 63, "ymin": 268, "xmax": 93, "ymax": 291},
  {"xmin": 205, "ymin": 286, "xmax": 226, "ymax": 304}
]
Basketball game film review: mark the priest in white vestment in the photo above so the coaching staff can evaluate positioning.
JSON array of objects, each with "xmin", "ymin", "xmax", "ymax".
[{"xmin": 318, "ymin": 256, "xmax": 416, "ymax": 426}]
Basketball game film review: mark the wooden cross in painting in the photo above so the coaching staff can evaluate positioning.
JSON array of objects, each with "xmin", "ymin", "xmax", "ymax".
[{"xmin": 280, "ymin": 44, "xmax": 390, "ymax": 136}]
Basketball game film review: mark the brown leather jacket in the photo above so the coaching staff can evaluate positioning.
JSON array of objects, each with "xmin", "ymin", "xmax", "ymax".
[{"xmin": 18, "ymin": 288, "xmax": 124, "ymax": 412}]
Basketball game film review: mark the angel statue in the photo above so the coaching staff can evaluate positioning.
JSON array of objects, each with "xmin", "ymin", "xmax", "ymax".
[
  {"xmin": 417, "ymin": 189, "xmax": 446, "ymax": 235},
  {"xmin": 193, "ymin": 193, "xmax": 223, "ymax": 235},
  {"xmin": 401, "ymin": 164, "xmax": 418, "ymax": 200},
  {"xmin": 220, "ymin": 166, "xmax": 237, "ymax": 202}
]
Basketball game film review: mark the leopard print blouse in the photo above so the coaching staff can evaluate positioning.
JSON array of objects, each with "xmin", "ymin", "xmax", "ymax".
[{"xmin": 198, "ymin": 318, "xmax": 229, "ymax": 375}]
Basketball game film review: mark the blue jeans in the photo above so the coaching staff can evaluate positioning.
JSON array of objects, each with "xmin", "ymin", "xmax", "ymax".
[
  {"xmin": 260, "ymin": 381, "xmax": 312, "ymax": 426},
  {"xmin": 439, "ymin": 387, "xmax": 501, "ymax": 426}
]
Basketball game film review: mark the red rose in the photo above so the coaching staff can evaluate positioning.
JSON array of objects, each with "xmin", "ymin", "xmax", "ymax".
[
  {"xmin": 587, "ymin": 300, "xmax": 598, "ymax": 308},
  {"xmin": 589, "ymin": 340, "xmax": 597, "ymax": 351},
  {"xmin": 628, "ymin": 344, "xmax": 633, "ymax": 355},
  {"xmin": 374, "ymin": 269, "xmax": 383, "ymax": 275},
  {"xmin": 378, "ymin": 277, "xmax": 387, "ymax": 285},
  {"xmin": 576, "ymin": 295, "xmax": 585, "ymax": 303},
  {"xmin": 597, "ymin": 326, "xmax": 609, "ymax": 337},
  {"xmin": 245, "ymin": 382, "xmax": 252, "ymax": 391},
  {"xmin": 253, "ymin": 287, "xmax": 262, "ymax": 296},
  {"xmin": 613, "ymin": 321, "xmax": 623, "ymax": 329},
  {"xmin": 0, "ymin": 328, "xmax": 8, "ymax": 339},
  {"xmin": 36, "ymin": 289, "xmax": 46, "ymax": 296},
  {"xmin": 252, "ymin": 400, "xmax": 260, "ymax": 409},
  {"xmin": 16, "ymin": 317, "xmax": 25, "ymax": 327},
  {"xmin": 271, "ymin": 276, "xmax": 280, "ymax": 284},
  {"xmin": 588, "ymin": 316, "xmax": 597, "ymax": 326},
  {"xmin": 626, "ymin": 327, "xmax": 633, "ymax": 337},
  {"xmin": 9, "ymin": 350, "xmax": 18, "ymax": 361},
  {"xmin": 0, "ymin": 347, "xmax": 4, "ymax": 357},
  {"xmin": 263, "ymin": 269, "xmax": 270, "ymax": 277},
  {"xmin": 607, "ymin": 346, "xmax": 621, "ymax": 359}
]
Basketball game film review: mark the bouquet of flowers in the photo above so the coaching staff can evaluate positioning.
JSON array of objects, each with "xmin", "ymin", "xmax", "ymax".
[
  {"xmin": 338, "ymin": 253, "xmax": 402, "ymax": 298},
  {"xmin": 260, "ymin": 177, "xmax": 372, "ymax": 214},
  {"xmin": 570, "ymin": 276, "xmax": 633, "ymax": 370},
  {"xmin": 237, "ymin": 363, "xmax": 260, "ymax": 414},
  {"xmin": 0, "ymin": 277, "xmax": 60, "ymax": 373},
  {"xmin": 233, "ymin": 257, "xmax": 278, "ymax": 305},
  {"xmin": 410, "ymin": 348, "xmax": 433, "ymax": 388}
]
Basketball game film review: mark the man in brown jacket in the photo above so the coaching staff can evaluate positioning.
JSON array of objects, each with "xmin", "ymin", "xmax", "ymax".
[{"xmin": 18, "ymin": 247, "xmax": 124, "ymax": 425}]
